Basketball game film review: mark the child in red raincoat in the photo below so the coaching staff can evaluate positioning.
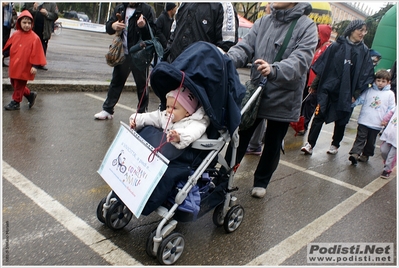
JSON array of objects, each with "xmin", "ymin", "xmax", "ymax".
[{"xmin": 3, "ymin": 10, "xmax": 46, "ymax": 111}]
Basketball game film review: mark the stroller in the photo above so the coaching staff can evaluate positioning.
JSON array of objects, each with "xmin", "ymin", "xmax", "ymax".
[{"xmin": 96, "ymin": 41, "xmax": 247, "ymax": 265}]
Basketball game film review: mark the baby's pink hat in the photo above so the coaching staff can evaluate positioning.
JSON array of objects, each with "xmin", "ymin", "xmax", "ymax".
[{"xmin": 166, "ymin": 87, "xmax": 199, "ymax": 115}]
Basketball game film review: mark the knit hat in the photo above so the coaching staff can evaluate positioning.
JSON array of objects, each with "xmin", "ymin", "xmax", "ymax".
[
  {"xmin": 343, "ymin": 19, "xmax": 366, "ymax": 37},
  {"xmin": 166, "ymin": 87, "xmax": 199, "ymax": 115},
  {"xmin": 370, "ymin": 49, "xmax": 381, "ymax": 58},
  {"xmin": 166, "ymin": 3, "xmax": 176, "ymax": 11}
]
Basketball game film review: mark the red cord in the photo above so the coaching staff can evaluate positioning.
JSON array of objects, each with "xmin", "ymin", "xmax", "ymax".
[{"xmin": 147, "ymin": 71, "xmax": 186, "ymax": 162}]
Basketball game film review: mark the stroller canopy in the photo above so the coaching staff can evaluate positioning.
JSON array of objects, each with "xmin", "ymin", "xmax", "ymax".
[{"xmin": 150, "ymin": 41, "xmax": 245, "ymax": 138}]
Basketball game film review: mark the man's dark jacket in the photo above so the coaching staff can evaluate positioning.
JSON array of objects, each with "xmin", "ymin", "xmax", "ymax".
[
  {"xmin": 155, "ymin": 10, "xmax": 174, "ymax": 49},
  {"xmin": 166, "ymin": 3, "xmax": 238, "ymax": 62},
  {"xmin": 106, "ymin": 3, "xmax": 156, "ymax": 51}
]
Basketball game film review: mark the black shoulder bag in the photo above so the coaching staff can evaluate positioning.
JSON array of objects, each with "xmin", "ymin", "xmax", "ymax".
[
  {"xmin": 239, "ymin": 18, "xmax": 298, "ymax": 131},
  {"xmin": 129, "ymin": 17, "xmax": 164, "ymax": 70}
]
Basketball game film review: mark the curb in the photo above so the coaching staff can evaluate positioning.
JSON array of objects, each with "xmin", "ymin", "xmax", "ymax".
[{"xmin": 2, "ymin": 80, "xmax": 138, "ymax": 92}]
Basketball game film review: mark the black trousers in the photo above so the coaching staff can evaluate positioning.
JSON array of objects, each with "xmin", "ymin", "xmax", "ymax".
[
  {"xmin": 225, "ymin": 118, "xmax": 289, "ymax": 189},
  {"xmin": 33, "ymin": 27, "xmax": 48, "ymax": 55},
  {"xmin": 349, "ymin": 124, "xmax": 380, "ymax": 157},
  {"xmin": 307, "ymin": 110, "xmax": 348, "ymax": 149},
  {"xmin": 103, "ymin": 54, "xmax": 149, "ymax": 114}
]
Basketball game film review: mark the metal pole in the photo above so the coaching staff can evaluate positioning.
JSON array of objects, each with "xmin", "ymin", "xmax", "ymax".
[
  {"xmin": 107, "ymin": 2, "xmax": 112, "ymax": 22},
  {"xmin": 97, "ymin": 3, "xmax": 102, "ymax": 24}
]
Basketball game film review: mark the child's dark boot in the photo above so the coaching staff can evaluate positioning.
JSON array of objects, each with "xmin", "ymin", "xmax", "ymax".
[{"xmin": 5, "ymin": 100, "xmax": 20, "ymax": 110}]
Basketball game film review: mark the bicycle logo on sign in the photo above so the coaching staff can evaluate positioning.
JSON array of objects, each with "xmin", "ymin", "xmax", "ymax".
[{"xmin": 112, "ymin": 150, "xmax": 127, "ymax": 173}]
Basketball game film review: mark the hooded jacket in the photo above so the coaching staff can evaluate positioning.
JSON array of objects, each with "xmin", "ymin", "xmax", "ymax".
[
  {"xmin": 307, "ymin": 24, "xmax": 332, "ymax": 87},
  {"xmin": 311, "ymin": 35, "xmax": 375, "ymax": 124},
  {"xmin": 3, "ymin": 10, "xmax": 46, "ymax": 81},
  {"xmin": 228, "ymin": 2, "xmax": 318, "ymax": 122}
]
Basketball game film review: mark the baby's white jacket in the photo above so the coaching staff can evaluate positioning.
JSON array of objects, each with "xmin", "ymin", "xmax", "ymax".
[{"xmin": 130, "ymin": 107, "xmax": 210, "ymax": 149}]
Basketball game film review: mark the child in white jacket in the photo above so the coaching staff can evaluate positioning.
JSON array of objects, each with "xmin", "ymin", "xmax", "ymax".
[
  {"xmin": 129, "ymin": 86, "xmax": 210, "ymax": 216},
  {"xmin": 130, "ymin": 87, "xmax": 210, "ymax": 149},
  {"xmin": 349, "ymin": 70, "xmax": 396, "ymax": 165},
  {"xmin": 380, "ymin": 107, "xmax": 397, "ymax": 178}
]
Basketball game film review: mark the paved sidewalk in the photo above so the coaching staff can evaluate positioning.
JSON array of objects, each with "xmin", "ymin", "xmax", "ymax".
[{"xmin": 2, "ymin": 28, "xmax": 250, "ymax": 93}]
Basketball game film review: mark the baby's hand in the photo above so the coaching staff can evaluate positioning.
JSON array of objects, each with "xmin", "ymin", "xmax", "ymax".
[
  {"xmin": 381, "ymin": 121, "xmax": 388, "ymax": 127},
  {"xmin": 129, "ymin": 118, "xmax": 136, "ymax": 129},
  {"xmin": 167, "ymin": 129, "xmax": 180, "ymax": 143}
]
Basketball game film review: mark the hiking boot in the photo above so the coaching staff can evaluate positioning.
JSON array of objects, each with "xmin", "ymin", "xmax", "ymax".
[
  {"xmin": 301, "ymin": 142, "xmax": 313, "ymax": 155},
  {"xmin": 246, "ymin": 146, "xmax": 262, "ymax": 155},
  {"xmin": 251, "ymin": 187, "xmax": 266, "ymax": 198},
  {"xmin": 94, "ymin": 110, "xmax": 113, "ymax": 120},
  {"xmin": 380, "ymin": 170, "xmax": 391, "ymax": 179},
  {"xmin": 4, "ymin": 100, "xmax": 20, "ymax": 111},
  {"xmin": 327, "ymin": 145, "xmax": 338, "ymax": 155},
  {"xmin": 349, "ymin": 154, "xmax": 359, "ymax": 166},
  {"xmin": 27, "ymin": 91, "xmax": 37, "ymax": 108}
]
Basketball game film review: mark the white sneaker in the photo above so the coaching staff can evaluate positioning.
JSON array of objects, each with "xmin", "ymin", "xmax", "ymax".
[
  {"xmin": 251, "ymin": 187, "xmax": 266, "ymax": 198},
  {"xmin": 94, "ymin": 110, "xmax": 113, "ymax": 120},
  {"xmin": 301, "ymin": 142, "xmax": 313, "ymax": 155},
  {"xmin": 327, "ymin": 145, "xmax": 338, "ymax": 155}
]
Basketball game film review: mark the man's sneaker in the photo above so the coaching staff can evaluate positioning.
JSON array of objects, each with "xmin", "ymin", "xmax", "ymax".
[
  {"xmin": 358, "ymin": 155, "xmax": 369, "ymax": 162},
  {"xmin": 251, "ymin": 187, "xmax": 266, "ymax": 198},
  {"xmin": 380, "ymin": 170, "xmax": 391, "ymax": 179},
  {"xmin": 94, "ymin": 110, "xmax": 113, "ymax": 120},
  {"xmin": 349, "ymin": 154, "xmax": 359, "ymax": 166},
  {"xmin": 301, "ymin": 142, "xmax": 313, "ymax": 155},
  {"xmin": 4, "ymin": 100, "xmax": 20, "ymax": 111},
  {"xmin": 246, "ymin": 146, "xmax": 262, "ymax": 155},
  {"xmin": 27, "ymin": 91, "xmax": 37, "ymax": 108},
  {"xmin": 327, "ymin": 145, "xmax": 338, "ymax": 155}
]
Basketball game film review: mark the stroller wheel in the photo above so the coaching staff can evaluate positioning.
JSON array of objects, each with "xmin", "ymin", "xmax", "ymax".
[
  {"xmin": 223, "ymin": 205, "xmax": 244, "ymax": 233},
  {"xmin": 96, "ymin": 197, "xmax": 107, "ymax": 223},
  {"xmin": 105, "ymin": 201, "xmax": 133, "ymax": 230},
  {"xmin": 212, "ymin": 203, "xmax": 224, "ymax": 227},
  {"xmin": 157, "ymin": 232, "xmax": 185, "ymax": 265},
  {"xmin": 145, "ymin": 228, "xmax": 157, "ymax": 258}
]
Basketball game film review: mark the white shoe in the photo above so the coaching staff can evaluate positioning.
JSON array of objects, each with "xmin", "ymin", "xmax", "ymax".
[
  {"xmin": 251, "ymin": 187, "xmax": 266, "ymax": 198},
  {"xmin": 94, "ymin": 110, "xmax": 113, "ymax": 120},
  {"xmin": 301, "ymin": 142, "xmax": 313, "ymax": 155},
  {"xmin": 327, "ymin": 145, "xmax": 338, "ymax": 155}
]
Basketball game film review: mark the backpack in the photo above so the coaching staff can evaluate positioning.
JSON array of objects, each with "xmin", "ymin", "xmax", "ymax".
[{"xmin": 105, "ymin": 33, "xmax": 126, "ymax": 67}]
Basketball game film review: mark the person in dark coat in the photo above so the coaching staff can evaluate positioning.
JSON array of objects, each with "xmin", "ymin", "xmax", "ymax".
[
  {"xmin": 94, "ymin": 3, "xmax": 156, "ymax": 119},
  {"xmin": 301, "ymin": 19, "xmax": 375, "ymax": 156},
  {"xmin": 165, "ymin": 2, "xmax": 238, "ymax": 63},
  {"xmin": 155, "ymin": 3, "xmax": 177, "ymax": 49}
]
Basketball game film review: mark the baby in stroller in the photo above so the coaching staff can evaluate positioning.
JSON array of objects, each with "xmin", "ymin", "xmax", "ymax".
[
  {"xmin": 129, "ymin": 86, "xmax": 210, "ymax": 216},
  {"xmin": 97, "ymin": 41, "xmax": 246, "ymax": 265}
]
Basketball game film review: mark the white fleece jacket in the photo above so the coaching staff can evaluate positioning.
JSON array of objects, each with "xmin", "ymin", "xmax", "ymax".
[
  {"xmin": 130, "ymin": 107, "xmax": 210, "ymax": 149},
  {"xmin": 352, "ymin": 83, "xmax": 396, "ymax": 130}
]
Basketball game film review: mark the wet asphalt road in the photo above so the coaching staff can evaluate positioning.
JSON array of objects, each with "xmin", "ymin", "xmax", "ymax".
[{"xmin": 2, "ymin": 28, "xmax": 397, "ymax": 266}]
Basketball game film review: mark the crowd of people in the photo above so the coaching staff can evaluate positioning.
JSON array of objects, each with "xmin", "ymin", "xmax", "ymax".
[{"xmin": 3, "ymin": 2, "xmax": 397, "ymax": 203}]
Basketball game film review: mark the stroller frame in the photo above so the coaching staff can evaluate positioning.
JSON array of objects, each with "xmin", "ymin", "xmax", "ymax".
[{"xmin": 96, "ymin": 41, "xmax": 247, "ymax": 265}]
